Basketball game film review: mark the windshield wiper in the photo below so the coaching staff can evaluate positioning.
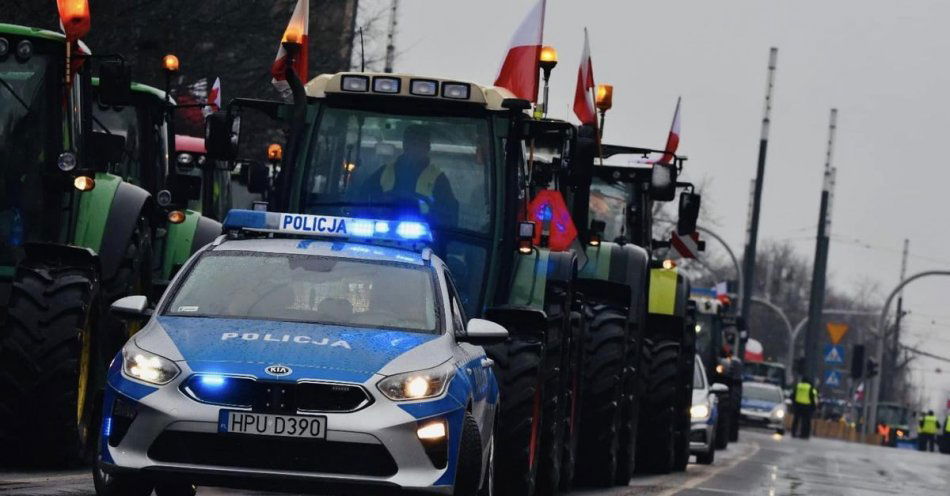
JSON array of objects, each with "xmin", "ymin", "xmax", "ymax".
[{"xmin": 0, "ymin": 75, "xmax": 30, "ymax": 112}]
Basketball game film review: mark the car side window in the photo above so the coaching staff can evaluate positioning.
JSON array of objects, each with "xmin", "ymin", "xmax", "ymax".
[{"xmin": 444, "ymin": 269, "xmax": 467, "ymax": 334}]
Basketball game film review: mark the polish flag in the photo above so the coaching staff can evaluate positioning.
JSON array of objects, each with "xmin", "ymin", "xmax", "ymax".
[
  {"xmin": 271, "ymin": 0, "xmax": 310, "ymax": 96},
  {"xmin": 203, "ymin": 77, "xmax": 221, "ymax": 117},
  {"xmin": 573, "ymin": 28, "xmax": 597, "ymax": 126},
  {"xmin": 657, "ymin": 96, "xmax": 682, "ymax": 164},
  {"xmin": 635, "ymin": 97, "xmax": 682, "ymax": 165},
  {"xmin": 494, "ymin": 0, "xmax": 546, "ymax": 102}
]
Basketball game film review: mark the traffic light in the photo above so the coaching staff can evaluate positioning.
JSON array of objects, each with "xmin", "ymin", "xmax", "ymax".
[
  {"xmin": 866, "ymin": 357, "xmax": 879, "ymax": 378},
  {"xmin": 851, "ymin": 344, "xmax": 866, "ymax": 378}
]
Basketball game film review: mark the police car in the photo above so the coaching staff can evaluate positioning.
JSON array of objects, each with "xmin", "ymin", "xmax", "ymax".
[{"xmin": 93, "ymin": 209, "xmax": 505, "ymax": 496}]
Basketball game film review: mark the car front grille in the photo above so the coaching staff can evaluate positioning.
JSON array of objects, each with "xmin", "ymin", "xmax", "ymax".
[
  {"xmin": 182, "ymin": 376, "xmax": 372, "ymax": 413},
  {"xmin": 148, "ymin": 431, "xmax": 397, "ymax": 477}
]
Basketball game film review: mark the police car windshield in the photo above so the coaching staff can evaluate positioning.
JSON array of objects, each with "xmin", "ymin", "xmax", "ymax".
[
  {"xmin": 165, "ymin": 251, "xmax": 439, "ymax": 333},
  {"xmin": 743, "ymin": 383, "xmax": 783, "ymax": 403}
]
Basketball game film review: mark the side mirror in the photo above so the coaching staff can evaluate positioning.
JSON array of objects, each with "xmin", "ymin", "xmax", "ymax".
[
  {"xmin": 97, "ymin": 60, "xmax": 132, "ymax": 106},
  {"xmin": 650, "ymin": 163, "xmax": 677, "ymax": 201},
  {"xmin": 460, "ymin": 318, "xmax": 509, "ymax": 345},
  {"xmin": 205, "ymin": 111, "xmax": 237, "ymax": 161},
  {"xmin": 710, "ymin": 382, "xmax": 730, "ymax": 394},
  {"xmin": 111, "ymin": 295, "xmax": 151, "ymax": 321},
  {"xmin": 246, "ymin": 162, "xmax": 270, "ymax": 194},
  {"xmin": 676, "ymin": 191, "xmax": 701, "ymax": 235}
]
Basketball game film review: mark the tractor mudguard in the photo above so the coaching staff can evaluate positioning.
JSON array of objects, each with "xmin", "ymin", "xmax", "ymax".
[
  {"xmin": 161, "ymin": 211, "xmax": 221, "ymax": 281},
  {"xmin": 578, "ymin": 241, "xmax": 649, "ymax": 316},
  {"xmin": 22, "ymin": 242, "xmax": 99, "ymax": 271},
  {"xmin": 97, "ymin": 181, "xmax": 152, "ymax": 280},
  {"xmin": 191, "ymin": 215, "xmax": 223, "ymax": 252},
  {"xmin": 508, "ymin": 248, "xmax": 577, "ymax": 311},
  {"xmin": 484, "ymin": 305, "xmax": 548, "ymax": 340}
]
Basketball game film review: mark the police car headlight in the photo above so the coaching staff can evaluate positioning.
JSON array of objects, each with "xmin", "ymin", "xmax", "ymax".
[
  {"xmin": 690, "ymin": 404, "xmax": 711, "ymax": 420},
  {"xmin": 122, "ymin": 344, "xmax": 179, "ymax": 385},
  {"xmin": 772, "ymin": 407, "xmax": 785, "ymax": 420},
  {"xmin": 377, "ymin": 361, "xmax": 455, "ymax": 401}
]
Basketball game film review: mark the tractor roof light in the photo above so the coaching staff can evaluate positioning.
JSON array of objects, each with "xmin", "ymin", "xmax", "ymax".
[
  {"xmin": 0, "ymin": 38, "xmax": 9, "ymax": 57},
  {"xmin": 539, "ymin": 46, "xmax": 558, "ymax": 79},
  {"xmin": 162, "ymin": 54, "xmax": 179, "ymax": 73},
  {"xmin": 341, "ymin": 75, "xmax": 370, "ymax": 92},
  {"xmin": 595, "ymin": 84, "xmax": 613, "ymax": 112},
  {"xmin": 267, "ymin": 143, "xmax": 283, "ymax": 161},
  {"xmin": 57, "ymin": 0, "xmax": 91, "ymax": 41},
  {"xmin": 282, "ymin": 27, "xmax": 303, "ymax": 45},
  {"xmin": 73, "ymin": 175, "xmax": 95, "ymax": 191},
  {"xmin": 410, "ymin": 79, "xmax": 438, "ymax": 96},
  {"xmin": 15, "ymin": 40, "xmax": 33, "ymax": 61}
]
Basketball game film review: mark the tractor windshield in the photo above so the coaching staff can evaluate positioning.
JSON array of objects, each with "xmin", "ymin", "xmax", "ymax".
[
  {"xmin": 298, "ymin": 104, "xmax": 497, "ymax": 314},
  {"xmin": 0, "ymin": 52, "xmax": 59, "ymax": 269},
  {"xmin": 92, "ymin": 103, "xmax": 142, "ymax": 182},
  {"xmin": 589, "ymin": 178, "xmax": 629, "ymax": 242},
  {"xmin": 694, "ymin": 312, "xmax": 720, "ymax": 362}
]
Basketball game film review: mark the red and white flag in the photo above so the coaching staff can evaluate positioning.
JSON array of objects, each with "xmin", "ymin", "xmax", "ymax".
[
  {"xmin": 636, "ymin": 97, "xmax": 682, "ymax": 164},
  {"xmin": 494, "ymin": 0, "xmax": 546, "ymax": 102},
  {"xmin": 657, "ymin": 96, "xmax": 682, "ymax": 164},
  {"xmin": 573, "ymin": 28, "xmax": 597, "ymax": 126},
  {"xmin": 203, "ymin": 77, "xmax": 221, "ymax": 117},
  {"xmin": 271, "ymin": 0, "xmax": 310, "ymax": 97}
]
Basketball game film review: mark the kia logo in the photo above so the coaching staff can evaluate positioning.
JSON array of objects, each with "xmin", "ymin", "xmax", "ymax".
[{"xmin": 265, "ymin": 365, "xmax": 292, "ymax": 377}]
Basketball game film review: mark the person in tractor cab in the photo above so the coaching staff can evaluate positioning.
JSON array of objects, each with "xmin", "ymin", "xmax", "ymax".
[{"xmin": 359, "ymin": 125, "xmax": 459, "ymax": 225}]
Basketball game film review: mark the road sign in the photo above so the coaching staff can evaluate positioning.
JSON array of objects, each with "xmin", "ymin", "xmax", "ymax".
[
  {"xmin": 824, "ymin": 370, "xmax": 842, "ymax": 387},
  {"xmin": 823, "ymin": 344, "xmax": 845, "ymax": 365},
  {"xmin": 671, "ymin": 231, "xmax": 701, "ymax": 259},
  {"xmin": 826, "ymin": 322, "xmax": 849, "ymax": 344}
]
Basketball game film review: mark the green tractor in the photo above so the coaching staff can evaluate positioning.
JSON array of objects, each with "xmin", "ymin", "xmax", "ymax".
[
  {"xmin": 564, "ymin": 141, "xmax": 701, "ymax": 474},
  {"xmin": 690, "ymin": 288, "xmax": 745, "ymax": 449},
  {"xmin": 0, "ymin": 21, "xmax": 220, "ymax": 466},
  {"xmin": 205, "ymin": 69, "xmax": 590, "ymax": 495}
]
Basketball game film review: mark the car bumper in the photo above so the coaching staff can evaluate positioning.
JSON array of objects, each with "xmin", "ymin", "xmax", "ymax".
[
  {"xmin": 739, "ymin": 409, "xmax": 783, "ymax": 430},
  {"xmin": 689, "ymin": 420, "xmax": 715, "ymax": 454},
  {"xmin": 99, "ymin": 361, "xmax": 476, "ymax": 494}
]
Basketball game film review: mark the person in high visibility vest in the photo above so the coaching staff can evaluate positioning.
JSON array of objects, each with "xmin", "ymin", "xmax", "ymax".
[
  {"xmin": 918, "ymin": 410, "xmax": 940, "ymax": 452},
  {"xmin": 360, "ymin": 125, "xmax": 459, "ymax": 225},
  {"xmin": 940, "ymin": 412, "xmax": 950, "ymax": 454},
  {"xmin": 790, "ymin": 377, "xmax": 819, "ymax": 439}
]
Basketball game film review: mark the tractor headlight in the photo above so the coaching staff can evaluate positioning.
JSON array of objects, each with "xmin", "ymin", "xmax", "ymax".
[
  {"xmin": 0, "ymin": 38, "xmax": 10, "ymax": 57},
  {"xmin": 377, "ymin": 361, "xmax": 455, "ymax": 401},
  {"xmin": 690, "ymin": 404, "xmax": 711, "ymax": 420},
  {"xmin": 57, "ymin": 151, "xmax": 78, "ymax": 172},
  {"xmin": 122, "ymin": 343, "xmax": 179, "ymax": 385},
  {"xmin": 176, "ymin": 153, "xmax": 194, "ymax": 166},
  {"xmin": 15, "ymin": 40, "xmax": 32, "ymax": 61}
]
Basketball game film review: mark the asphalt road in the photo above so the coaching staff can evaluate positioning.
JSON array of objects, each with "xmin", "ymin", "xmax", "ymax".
[{"xmin": 2, "ymin": 429, "xmax": 948, "ymax": 495}]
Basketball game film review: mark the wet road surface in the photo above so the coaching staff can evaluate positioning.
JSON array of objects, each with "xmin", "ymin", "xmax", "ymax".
[{"xmin": 2, "ymin": 429, "xmax": 948, "ymax": 495}]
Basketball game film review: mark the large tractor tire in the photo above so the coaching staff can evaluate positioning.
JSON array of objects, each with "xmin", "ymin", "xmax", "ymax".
[
  {"xmin": 487, "ymin": 338, "xmax": 544, "ymax": 496},
  {"xmin": 672, "ymin": 338, "xmax": 696, "ymax": 472},
  {"xmin": 635, "ymin": 339, "xmax": 680, "ymax": 474},
  {"xmin": 101, "ymin": 217, "xmax": 152, "ymax": 353},
  {"xmin": 574, "ymin": 305, "xmax": 625, "ymax": 487},
  {"xmin": 615, "ymin": 317, "xmax": 642, "ymax": 485},
  {"xmin": 536, "ymin": 288, "xmax": 571, "ymax": 495},
  {"xmin": 0, "ymin": 262, "xmax": 98, "ymax": 467},
  {"xmin": 558, "ymin": 310, "xmax": 586, "ymax": 492}
]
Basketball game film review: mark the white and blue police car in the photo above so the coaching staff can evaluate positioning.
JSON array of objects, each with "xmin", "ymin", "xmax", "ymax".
[{"xmin": 93, "ymin": 209, "xmax": 506, "ymax": 496}]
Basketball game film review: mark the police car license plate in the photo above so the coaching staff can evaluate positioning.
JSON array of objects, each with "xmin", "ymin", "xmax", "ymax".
[{"xmin": 220, "ymin": 411, "xmax": 327, "ymax": 439}]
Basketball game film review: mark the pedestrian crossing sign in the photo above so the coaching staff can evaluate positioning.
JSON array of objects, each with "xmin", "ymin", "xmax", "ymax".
[
  {"xmin": 824, "ymin": 370, "xmax": 842, "ymax": 387},
  {"xmin": 823, "ymin": 344, "xmax": 845, "ymax": 364}
]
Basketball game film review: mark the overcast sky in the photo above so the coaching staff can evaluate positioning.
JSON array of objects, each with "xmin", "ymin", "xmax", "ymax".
[{"xmin": 359, "ymin": 0, "xmax": 950, "ymax": 410}]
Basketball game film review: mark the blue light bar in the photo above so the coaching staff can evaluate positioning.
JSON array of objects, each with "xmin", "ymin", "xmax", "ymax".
[{"xmin": 222, "ymin": 209, "xmax": 433, "ymax": 243}]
